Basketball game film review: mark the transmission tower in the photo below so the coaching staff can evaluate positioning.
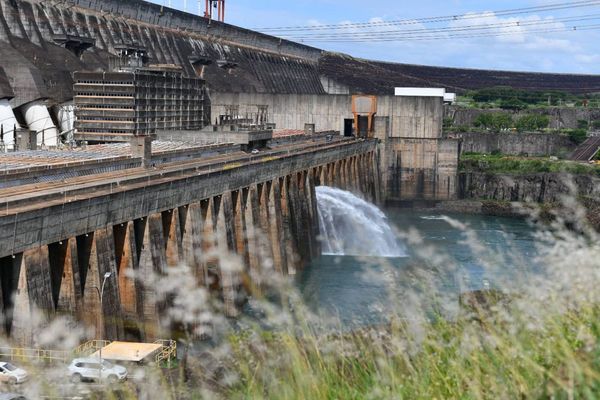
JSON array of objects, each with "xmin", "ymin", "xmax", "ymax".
[{"xmin": 204, "ymin": 0, "xmax": 225, "ymax": 22}]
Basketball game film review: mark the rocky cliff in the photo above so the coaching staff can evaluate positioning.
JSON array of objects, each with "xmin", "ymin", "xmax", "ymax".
[{"xmin": 459, "ymin": 172, "xmax": 600, "ymax": 203}]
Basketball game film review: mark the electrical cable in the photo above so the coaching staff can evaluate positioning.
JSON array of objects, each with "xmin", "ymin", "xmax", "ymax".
[
  {"xmin": 254, "ymin": 0, "xmax": 600, "ymax": 32},
  {"xmin": 277, "ymin": 13, "xmax": 600, "ymax": 39}
]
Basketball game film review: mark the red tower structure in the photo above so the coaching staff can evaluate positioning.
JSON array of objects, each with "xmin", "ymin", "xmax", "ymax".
[{"xmin": 204, "ymin": 0, "xmax": 225, "ymax": 22}]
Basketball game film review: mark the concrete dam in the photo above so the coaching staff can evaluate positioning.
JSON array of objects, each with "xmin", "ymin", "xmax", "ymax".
[{"xmin": 0, "ymin": 0, "xmax": 598, "ymax": 345}]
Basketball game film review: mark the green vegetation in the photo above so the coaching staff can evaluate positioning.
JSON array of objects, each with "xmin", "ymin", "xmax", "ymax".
[
  {"xmin": 515, "ymin": 114, "xmax": 550, "ymax": 132},
  {"xmin": 465, "ymin": 113, "xmax": 549, "ymax": 133},
  {"xmin": 460, "ymin": 153, "xmax": 600, "ymax": 176},
  {"xmin": 566, "ymin": 128, "xmax": 589, "ymax": 145},
  {"xmin": 225, "ymin": 305, "xmax": 600, "ymax": 399},
  {"xmin": 473, "ymin": 113, "xmax": 513, "ymax": 131},
  {"xmin": 578, "ymin": 120, "xmax": 589, "ymax": 130},
  {"xmin": 461, "ymin": 86, "xmax": 600, "ymax": 109}
]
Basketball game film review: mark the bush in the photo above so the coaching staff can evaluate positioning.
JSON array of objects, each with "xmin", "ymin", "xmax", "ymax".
[
  {"xmin": 592, "ymin": 120, "xmax": 600, "ymax": 130},
  {"xmin": 443, "ymin": 117, "xmax": 454, "ymax": 128},
  {"xmin": 473, "ymin": 113, "xmax": 514, "ymax": 131},
  {"xmin": 568, "ymin": 128, "xmax": 588, "ymax": 144},
  {"xmin": 515, "ymin": 115, "xmax": 550, "ymax": 132},
  {"xmin": 577, "ymin": 119, "xmax": 589, "ymax": 130}
]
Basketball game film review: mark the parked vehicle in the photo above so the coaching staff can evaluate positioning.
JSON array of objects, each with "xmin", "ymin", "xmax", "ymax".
[
  {"xmin": 0, "ymin": 394, "xmax": 27, "ymax": 400},
  {"xmin": 0, "ymin": 362, "xmax": 28, "ymax": 384},
  {"xmin": 67, "ymin": 358, "xmax": 127, "ymax": 383}
]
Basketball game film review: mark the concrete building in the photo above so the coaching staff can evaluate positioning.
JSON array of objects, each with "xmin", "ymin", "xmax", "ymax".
[{"xmin": 74, "ymin": 68, "xmax": 208, "ymax": 142}]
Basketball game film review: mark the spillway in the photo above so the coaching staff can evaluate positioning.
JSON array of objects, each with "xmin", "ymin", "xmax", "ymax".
[{"xmin": 315, "ymin": 186, "xmax": 405, "ymax": 257}]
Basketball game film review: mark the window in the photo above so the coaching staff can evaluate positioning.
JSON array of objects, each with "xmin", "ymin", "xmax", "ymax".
[{"xmin": 4, "ymin": 363, "xmax": 16, "ymax": 371}]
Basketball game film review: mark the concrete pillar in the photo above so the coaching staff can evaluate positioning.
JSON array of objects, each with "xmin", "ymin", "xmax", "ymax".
[
  {"xmin": 280, "ymin": 176, "xmax": 298, "ymax": 274},
  {"xmin": 181, "ymin": 203, "xmax": 208, "ymax": 287},
  {"xmin": 304, "ymin": 123, "xmax": 315, "ymax": 135},
  {"xmin": 130, "ymin": 135, "xmax": 153, "ymax": 168},
  {"xmin": 257, "ymin": 183, "xmax": 274, "ymax": 267},
  {"xmin": 163, "ymin": 209, "xmax": 183, "ymax": 267},
  {"xmin": 266, "ymin": 180, "xmax": 287, "ymax": 275},
  {"xmin": 113, "ymin": 222, "xmax": 139, "ymax": 323},
  {"xmin": 137, "ymin": 214, "xmax": 167, "ymax": 341},
  {"xmin": 305, "ymin": 171, "xmax": 321, "ymax": 259},
  {"xmin": 372, "ymin": 150, "xmax": 382, "ymax": 204},
  {"xmin": 82, "ymin": 228, "xmax": 123, "ymax": 341},
  {"xmin": 232, "ymin": 191, "xmax": 249, "ymax": 268},
  {"xmin": 201, "ymin": 198, "xmax": 218, "ymax": 286},
  {"xmin": 50, "ymin": 238, "xmax": 83, "ymax": 317},
  {"xmin": 288, "ymin": 173, "xmax": 309, "ymax": 262},
  {"xmin": 216, "ymin": 192, "xmax": 239, "ymax": 317},
  {"xmin": 245, "ymin": 185, "xmax": 263, "ymax": 291},
  {"xmin": 11, "ymin": 247, "xmax": 55, "ymax": 346},
  {"xmin": 21, "ymin": 101, "xmax": 59, "ymax": 147}
]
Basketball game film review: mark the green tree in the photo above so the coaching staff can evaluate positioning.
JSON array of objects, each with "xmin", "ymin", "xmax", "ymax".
[
  {"xmin": 515, "ymin": 115, "xmax": 550, "ymax": 132},
  {"xmin": 568, "ymin": 128, "xmax": 588, "ymax": 144},
  {"xmin": 473, "ymin": 113, "xmax": 514, "ymax": 131}
]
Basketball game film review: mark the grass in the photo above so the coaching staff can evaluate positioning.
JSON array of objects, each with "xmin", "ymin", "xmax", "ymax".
[
  {"xmin": 9, "ymin": 196, "xmax": 600, "ymax": 399},
  {"xmin": 460, "ymin": 153, "xmax": 600, "ymax": 177},
  {"xmin": 223, "ymin": 305, "xmax": 600, "ymax": 399}
]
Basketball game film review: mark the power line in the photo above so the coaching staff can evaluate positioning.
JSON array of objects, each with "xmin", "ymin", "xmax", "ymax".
[
  {"xmin": 254, "ymin": 0, "xmax": 600, "ymax": 32},
  {"xmin": 287, "ymin": 22, "xmax": 600, "ymax": 43},
  {"xmin": 278, "ymin": 13, "xmax": 600, "ymax": 40}
]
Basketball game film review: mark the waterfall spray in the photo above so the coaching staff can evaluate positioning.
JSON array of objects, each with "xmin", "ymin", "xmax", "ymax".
[{"xmin": 315, "ymin": 186, "xmax": 406, "ymax": 257}]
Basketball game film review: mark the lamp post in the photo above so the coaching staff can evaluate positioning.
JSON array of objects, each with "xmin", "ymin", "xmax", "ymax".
[{"xmin": 90, "ymin": 272, "xmax": 112, "ymax": 374}]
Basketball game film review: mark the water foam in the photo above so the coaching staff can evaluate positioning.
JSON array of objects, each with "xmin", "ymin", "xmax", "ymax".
[{"xmin": 315, "ymin": 186, "xmax": 406, "ymax": 258}]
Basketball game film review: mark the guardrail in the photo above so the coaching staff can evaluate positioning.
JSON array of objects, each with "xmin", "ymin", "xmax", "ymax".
[
  {"xmin": 0, "ymin": 346, "xmax": 70, "ymax": 363},
  {"xmin": 0, "ymin": 338, "xmax": 177, "ymax": 365},
  {"xmin": 154, "ymin": 339, "xmax": 177, "ymax": 364},
  {"xmin": 74, "ymin": 339, "xmax": 112, "ymax": 357}
]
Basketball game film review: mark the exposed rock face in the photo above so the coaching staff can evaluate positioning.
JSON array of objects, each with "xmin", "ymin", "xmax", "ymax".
[
  {"xmin": 456, "ymin": 132, "xmax": 576, "ymax": 157},
  {"xmin": 459, "ymin": 172, "xmax": 600, "ymax": 203},
  {"xmin": 447, "ymin": 106, "xmax": 600, "ymax": 131}
]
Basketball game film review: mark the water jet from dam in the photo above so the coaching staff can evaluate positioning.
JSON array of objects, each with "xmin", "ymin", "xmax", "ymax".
[{"xmin": 315, "ymin": 186, "xmax": 405, "ymax": 257}]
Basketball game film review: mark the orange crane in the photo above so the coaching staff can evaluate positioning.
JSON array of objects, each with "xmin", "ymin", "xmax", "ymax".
[{"xmin": 204, "ymin": 0, "xmax": 225, "ymax": 22}]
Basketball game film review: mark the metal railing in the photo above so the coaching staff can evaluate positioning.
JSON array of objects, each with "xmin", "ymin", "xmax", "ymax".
[
  {"xmin": 0, "ymin": 346, "xmax": 70, "ymax": 363},
  {"xmin": 154, "ymin": 339, "xmax": 177, "ymax": 364},
  {"xmin": 0, "ymin": 338, "xmax": 176, "ymax": 365},
  {"xmin": 73, "ymin": 339, "xmax": 112, "ymax": 357}
]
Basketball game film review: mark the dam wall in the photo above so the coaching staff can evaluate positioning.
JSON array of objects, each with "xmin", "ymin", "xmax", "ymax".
[
  {"xmin": 0, "ymin": 138, "xmax": 379, "ymax": 343},
  {"xmin": 213, "ymin": 92, "xmax": 460, "ymax": 202}
]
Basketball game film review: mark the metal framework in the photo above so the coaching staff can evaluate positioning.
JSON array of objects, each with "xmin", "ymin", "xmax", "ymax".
[
  {"xmin": 204, "ymin": 0, "xmax": 225, "ymax": 22},
  {"xmin": 73, "ymin": 68, "xmax": 209, "ymax": 142}
]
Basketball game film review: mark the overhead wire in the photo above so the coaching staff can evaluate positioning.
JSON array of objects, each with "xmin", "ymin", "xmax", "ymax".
[
  {"xmin": 288, "ymin": 22, "xmax": 600, "ymax": 42},
  {"xmin": 253, "ymin": 0, "xmax": 600, "ymax": 32},
  {"xmin": 278, "ymin": 13, "xmax": 600, "ymax": 40}
]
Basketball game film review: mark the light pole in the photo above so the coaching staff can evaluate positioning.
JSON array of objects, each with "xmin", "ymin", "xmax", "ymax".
[{"xmin": 90, "ymin": 272, "xmax": 112, "ymax": 375}]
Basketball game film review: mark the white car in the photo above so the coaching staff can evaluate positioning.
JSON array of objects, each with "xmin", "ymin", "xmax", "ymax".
[
  {"xmin": 67, "ymin": 358, "xmax": 127, "ymax": 383},
  {"xmin": 0, "ymin": 362, "xmax": 28, "ymax": 384}
]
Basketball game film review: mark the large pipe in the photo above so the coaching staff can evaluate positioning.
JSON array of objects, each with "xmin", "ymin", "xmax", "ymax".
[
  {"xmin": 0, "ymin": 99, "xmax": 18, "ymax": 149},
  {"xmin": 56, "ymin": 101, "xmax": 75, "ymax": 142},
  {"xmin": 21, "ymin": 101, "xmax": 58, "ymax": 147}
]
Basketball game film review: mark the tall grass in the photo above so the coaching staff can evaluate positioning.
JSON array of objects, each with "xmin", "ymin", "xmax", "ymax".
[{"xmin": 7, "ymin": 193, "xmax": 600, "ymax": 399}]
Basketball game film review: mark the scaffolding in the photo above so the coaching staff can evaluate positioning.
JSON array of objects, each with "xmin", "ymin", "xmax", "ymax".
[{"xmin": 73, "ymin": 68, "xmax": 209, "ymax": 143}]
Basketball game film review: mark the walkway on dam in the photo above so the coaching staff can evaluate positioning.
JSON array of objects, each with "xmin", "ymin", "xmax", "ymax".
[
  {"xmin": 0, "ymin": 136, "xmax": 376, "ymax": 258},
  {"xmin": 0, "ymin": 138, "xmax": 346, "ymax": 212}
]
